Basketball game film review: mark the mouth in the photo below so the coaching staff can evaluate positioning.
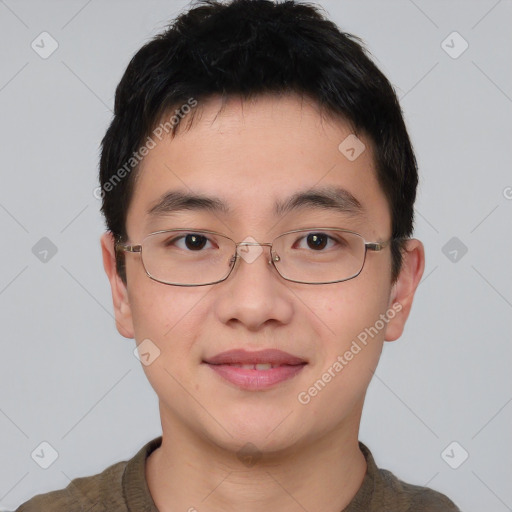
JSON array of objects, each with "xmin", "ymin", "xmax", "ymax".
[
  {"xmin": 202, "ymin": 349, "xmax": 307, "ymax": 391},
  {"xmin": 221, "ymin": 363, "xmax": 287, "ymax": 370}
]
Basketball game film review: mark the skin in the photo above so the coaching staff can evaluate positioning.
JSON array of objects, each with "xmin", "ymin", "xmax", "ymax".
[{"xmin": 101, "ymin": 93, "xmax": 425, "ymax": 512}]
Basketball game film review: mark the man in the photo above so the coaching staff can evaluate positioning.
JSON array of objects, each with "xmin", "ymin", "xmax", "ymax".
[{"xmin": 16, "ymin": 0, "xmax": 460, "ymax": 510}]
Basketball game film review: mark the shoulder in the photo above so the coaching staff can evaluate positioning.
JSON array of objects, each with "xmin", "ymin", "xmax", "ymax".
[
  {"xmin": 14, "ymin": 459, "xmax": 127, "ymax": 512},
  {"xmin": 378, "ymin": 467, "xmax": 461, "ymax": 511},
  {"xmin": 357, "ymin": 442, "xmax": 461, "ymax": 512}
]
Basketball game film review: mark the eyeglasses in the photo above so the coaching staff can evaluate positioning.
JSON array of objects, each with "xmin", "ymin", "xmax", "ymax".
[{"xmin": 115, "ymin": 228, "xmax": 393, "ymax": 286}]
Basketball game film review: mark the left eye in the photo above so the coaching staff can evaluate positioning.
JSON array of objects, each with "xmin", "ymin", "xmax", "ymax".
[{"xmin": 295, "ymin": 233, "xmax": 336, "ymax": 251}]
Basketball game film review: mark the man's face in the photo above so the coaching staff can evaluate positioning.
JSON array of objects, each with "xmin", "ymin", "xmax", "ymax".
[{"xmin": 103, "ymin": 94, "xmax": 413, "ymax": 454}]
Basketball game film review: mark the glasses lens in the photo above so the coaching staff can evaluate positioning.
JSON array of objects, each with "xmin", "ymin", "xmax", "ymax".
[
  {"xmin": 272, "ymin": 229, "xmax": 366, "ymax": 284},
  {"xmin": 141, "ymin": 230, "xmax": 236, "ymax": 285}
]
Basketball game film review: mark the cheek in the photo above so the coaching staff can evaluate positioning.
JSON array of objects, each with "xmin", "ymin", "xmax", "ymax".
[
  {"xmin": 302, "ymin": 270, "xmax": 393, "ymax": 380},
  {"xmin": 129, "ymin": 282, "xmax": 212, "ymax": 398},
  {"xmin": 127, "ymin": 274, "xmax": 209, "ymax": 357},
  {"xmin": 296, "ymin": 287, "xmax": 390, "ymax": 421},
  {"xmin": 307, "ymin": 274, "xmax": 391, "ymax": 342}
]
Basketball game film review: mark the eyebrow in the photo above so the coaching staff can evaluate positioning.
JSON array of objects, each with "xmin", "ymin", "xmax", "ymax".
[
  {"xmin": 147, "ymin": 185, "xmax": 364, "ymax": 219},
  {"xmin": 275, "ymin": 186, "xmax": 363, "ymax": 217}
]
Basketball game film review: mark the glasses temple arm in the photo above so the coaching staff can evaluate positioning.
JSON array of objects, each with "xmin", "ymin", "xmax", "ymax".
[
  {"xmin": 115, "ymin": 243, "xmax": 142, "ymax": 253},
  {"xmin": 366, "ymin": 237, "xmax": 408, "ymax": 252}
]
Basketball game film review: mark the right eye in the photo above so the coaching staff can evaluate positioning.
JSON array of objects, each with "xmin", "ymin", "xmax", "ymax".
[{"xmin": 164, "ymin": 233, "xmax": 214, "ymax": 251}]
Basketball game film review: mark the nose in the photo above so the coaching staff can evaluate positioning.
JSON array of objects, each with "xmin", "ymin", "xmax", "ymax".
[{"xmin": 214, "ymin": 241, "xmax": 293, "ymax": 331}]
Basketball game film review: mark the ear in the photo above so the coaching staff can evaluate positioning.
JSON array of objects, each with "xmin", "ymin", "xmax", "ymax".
[
  {"xmin": 384, "ymin": 239, "xmax": 425, "ymax": 342},
  {"xmin": 100, "ymin": 232, "xmax": 135, "ymax": 339}
]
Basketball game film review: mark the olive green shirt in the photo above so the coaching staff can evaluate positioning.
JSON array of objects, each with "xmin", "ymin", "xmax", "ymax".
[{"xmin": 15, "ymin": 437, "xmax": 460, "ymax": 511}]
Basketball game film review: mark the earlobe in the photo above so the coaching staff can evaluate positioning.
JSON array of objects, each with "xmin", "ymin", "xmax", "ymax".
[
  {"xmin": 384, "ymin": 239, "xmax": 425, "ymax": 342},
  {"xmin": 100, "ymin": 232, "xmax": 135, "ymax": 339}
]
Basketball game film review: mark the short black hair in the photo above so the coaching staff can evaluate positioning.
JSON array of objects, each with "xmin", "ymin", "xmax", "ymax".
[{"xmin": 99, "ymin": 0, "xmax": 418, "ymax": 283}]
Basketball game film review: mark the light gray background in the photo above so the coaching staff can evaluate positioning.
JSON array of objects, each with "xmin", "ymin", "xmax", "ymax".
[{"xmin": 1, "ymin": 1, "xmax": 511, "ymax": 510}]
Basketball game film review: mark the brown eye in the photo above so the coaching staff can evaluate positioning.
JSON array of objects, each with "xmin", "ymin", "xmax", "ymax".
[
  {"xmin": 162, "ymin": 233, "xmax": 213, "ymax": 251},
  {"xmin": 184, "ymin": 234, "xmax": 208, "ymax": 250},
  {"xmin": 306, "ymin": 233, "xmax": 328, "ymax": 250}
]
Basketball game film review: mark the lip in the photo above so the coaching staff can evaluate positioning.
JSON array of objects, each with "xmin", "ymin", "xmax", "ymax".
[
  {"xmin": 204, "ymin": 349, "xmax": 306, "ymax": 366},
  {"xmin": 203, "ymin": 349, "xmax": 307, "ymax": 391}
]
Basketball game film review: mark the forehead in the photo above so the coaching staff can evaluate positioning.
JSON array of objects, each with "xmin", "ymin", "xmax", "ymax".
[{"xmin": 126, "ymin": 94, "xmax": 391, "ymax": 237}]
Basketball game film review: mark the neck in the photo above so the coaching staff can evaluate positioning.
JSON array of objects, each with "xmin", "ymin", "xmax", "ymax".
[{"xmin": 146, "ymin": 405, "xmax": 367, "ymax": 512}]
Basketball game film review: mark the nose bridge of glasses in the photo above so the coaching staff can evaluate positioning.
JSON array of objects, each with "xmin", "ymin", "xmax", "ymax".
[{"xmin": 235, "ymin": 241, "xmax": 278, "ymax": 265}]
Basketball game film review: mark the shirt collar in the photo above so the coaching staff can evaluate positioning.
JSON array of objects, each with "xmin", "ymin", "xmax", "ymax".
[
  {"xmin": 122, "ymin": 437, "xmax": 376, "ymax": 511},
  {"xmin": 123, "ymin": 435, "xmax": 162, "ymax": 512}
]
